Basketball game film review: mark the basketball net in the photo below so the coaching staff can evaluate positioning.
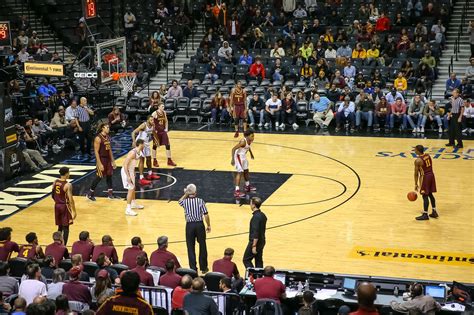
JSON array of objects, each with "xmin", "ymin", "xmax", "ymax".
[{"xmin": 113, "ymin": 72, "xmax": 136, "ymax": 96}]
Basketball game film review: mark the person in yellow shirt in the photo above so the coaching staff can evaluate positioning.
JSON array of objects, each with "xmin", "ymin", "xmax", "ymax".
[
  {"xmin": 351, "ymin": 43, "xmax": 367, "ymax": 59},
  {"xmin": 323, "ymin": 28, "xmax": 334, "ymax": 43},
  {"xmin": 366, "ymin": 44, "xmax": 380, "ymax": 65},
  {"xmin": 394, "ymin": 72, "xmax": 408, "ymax": 94},
  {"xmin": 299, "ymin": 42, "xmax": 313, "ymax": 61}
]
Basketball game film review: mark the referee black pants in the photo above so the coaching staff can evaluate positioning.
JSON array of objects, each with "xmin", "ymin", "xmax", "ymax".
[
  {"xmin": 448, "ymin": 113, "xmax": 463, "ymax": 147},
  {"xmin": 78, "ymin": 121, "xmax": 92, "ymax": 154},
  {"xmin": 185, "ymin": 221, "xmax": 208, "ymax": 272},
  {"xmin": 242, "ymin": 240, "xmax": 265, "ymax": 269}
]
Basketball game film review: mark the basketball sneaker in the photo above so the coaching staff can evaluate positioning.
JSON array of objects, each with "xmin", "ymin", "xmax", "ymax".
[
  {"xmin": 153, "ymin": 159, "xmax": 159, "ymax": 167},
  {"xmin": 131, "ymin": 203, "xmax": 144, "ymax": 209},
  {"xmin": 234, "ymin": 190, "xmax": 246, "ymax": 198},
  {"xmin": 146, "ymin": 173, "xmax": 161, "ymax": 180},
  {"xmin": 125, "ymin": 209, "xmax": 138, "ymax": 216},
  {"xmin": 245, "ymin": 185, "xmax": 257, "ymax": 192},
  {"xmin": 167, "ymin": 158, "xmax": 177, "ymax": 166},
  {"xmin": 415, "ymin": 212, "xmax": 429, "ymax": 220},
  {"xmin": 86, "ymin": 193, "xmax": 96, "ymax": 201},
  {"xmin": 234, "ymin": 131, "xmax": 239, "ymax": 138},
  {"xmin": 429, "ymin": 210, "xmax": 439, "ymax": 218},
  {"xmin": 108, "ymin": 195, "xmax": 123, "ymax": 200},
  {"xmin": 139, "ymin": 178, "xmax": 152, "ymax": 186}
]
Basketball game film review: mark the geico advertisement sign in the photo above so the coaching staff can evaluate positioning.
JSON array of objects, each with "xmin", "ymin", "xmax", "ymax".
[{"xmin": 74, "ymin": 72, "xmax": 98, "ymax": 78}]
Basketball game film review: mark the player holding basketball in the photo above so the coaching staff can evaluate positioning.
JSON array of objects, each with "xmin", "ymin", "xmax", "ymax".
[
  {"xmin": 87, "ymin": 123, "xmax": 120, "ymax": 201},
  {"xmin": 414, "ymin": 145, "xmax": 439, "ymax": 221},
  {"xmin": 151, "ymin": 103, "xmax": 177, "ymax": 167},
  {"xmin": 121, "ymin": 139, "xmax": 146, "ymax": 216},
  {"xmin": 132, "ymin": 116, "xmax": 160, "ymax": 186},
  {"xmin": 229, "ymin": 81, "xmax": 248, "ymax": 138},
  {"xmin": 52, "ymin": 167, "xmax": 76, "ymax": 245},
  {"xmin": 231, "ymin": 130, "xmax": 256, "ymax": 198}
]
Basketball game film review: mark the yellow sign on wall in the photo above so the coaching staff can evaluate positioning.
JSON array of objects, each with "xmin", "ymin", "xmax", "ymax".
[
  {"xmin": 350, "ymin": 246, "xmax": 474, "ymax": 267},
  {"xmin": 24, "ymin": 62, "xmax": 64, "ymax": 76}
]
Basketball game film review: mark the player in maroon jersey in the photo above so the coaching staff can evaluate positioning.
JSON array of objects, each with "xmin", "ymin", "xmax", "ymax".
[
  {"xmin": 414, "ymin": 145, "xmax": 439, "ymax": 221},
  {"xmin": 151, "ymin": 103, "xmax": 177, "ymax": 167},
  {"xmin": 52, "ymin": 167, "xmax": 77, "ymax": 245},
  {"xmin": 87, "ymin": 123, "xmax": 120, "ymax": 201},
  {"xmin": 18, "ymin": 232, "xmax": 45, "ymax": 260},
  {"xmin": 229, "ymin": 81, "xmax": 248, "ymax": 138}
]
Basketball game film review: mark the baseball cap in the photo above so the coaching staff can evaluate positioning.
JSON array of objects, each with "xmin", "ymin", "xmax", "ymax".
[
  {"xmin": 69, "ymin": 266, "xmax": 81, "ymax": 278},
  {"xmin": 96, "ymin": 269, "xmax": 109, "ymax": 279}
]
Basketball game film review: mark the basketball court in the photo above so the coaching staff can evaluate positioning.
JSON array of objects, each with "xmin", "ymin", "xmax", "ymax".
[{"xmin": 2, "ymin": 131, "xmax": 473, "ymax": 283}]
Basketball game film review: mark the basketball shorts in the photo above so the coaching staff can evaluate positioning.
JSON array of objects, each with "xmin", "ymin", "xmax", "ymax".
[
  {"xmin": 233, "ymin": 104, "xmax": 246, "ymax": 119},
  {"xmin": 55, "ymin": 204, "xmax": 73, "ymax": 226},
  {"xmin": 420, "ymin": 173, "xmax": 437, "ymax": 195},
  {"xmin": 234, "ymin": 155, "xmax": 249, "ymax": 172},
  {"xmin": 154, "ymin": 132, "xmax": 170, "ymax": 146},
  {"xmin": 97, "ymin": 157, "xmax": 113, "ymax": 177},
  {"xmin": 121, "ymin": 167, "xmax": 136, "ymax": 190},
  {"xmin": 142, "ymin": 142, "xmax": 152, "ymax": 157}
]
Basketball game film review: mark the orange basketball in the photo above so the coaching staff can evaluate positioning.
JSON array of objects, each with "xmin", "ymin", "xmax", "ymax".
[
  {"xmin": 407, "ymin": 191, "xmax": 418, "ymax": 202},
  {"xmin": 111, "ymin": 72, "xmax": 120, "ymax": 81}
]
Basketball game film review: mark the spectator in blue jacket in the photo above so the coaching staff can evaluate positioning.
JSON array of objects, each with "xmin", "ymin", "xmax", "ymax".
[
  {"xmin": 445, "ymin": 72, "xmax": 461, "ymax": 98},
  {"xmin": 183, "ymin": 80, "xmax": 199, "ymax": 99},
  {"xmin": 238, "ymin": 49, "xmax": 253, "ymax": 65},
  {"xmin": 37, "ymin": 79, "xmax": 57, "ymax": 101}
]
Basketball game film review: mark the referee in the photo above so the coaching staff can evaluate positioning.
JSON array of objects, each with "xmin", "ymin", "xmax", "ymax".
[
  {"xmin": 446, "ymin": 88, "xmax": 464, "ymax": 149},
  {"xmin": 178, "ymin": 184, "xmax": 211, "ymax": 273},
  {"xmin": 77, "ymin": 97, "xmax": 94, "ymax": 156},
  {"xmin": 243, "ymin": 197, "xmax": 267, "ymax": 269}
]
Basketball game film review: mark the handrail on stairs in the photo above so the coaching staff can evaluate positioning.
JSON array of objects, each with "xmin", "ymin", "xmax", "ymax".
[{"xmin": 448, "ymin": 55, "xmax": 453, "ymax": 75}]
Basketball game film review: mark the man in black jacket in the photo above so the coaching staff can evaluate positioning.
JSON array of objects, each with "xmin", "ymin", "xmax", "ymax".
[{"xmin": 242, "ymin": 197, "xmax": 267, "ymax": 268}]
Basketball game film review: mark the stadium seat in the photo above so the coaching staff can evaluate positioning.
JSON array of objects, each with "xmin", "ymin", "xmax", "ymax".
[
  {"xmin": 182, "ymin": 63, "xmax": 195, "ymax": 80},
  {"xmin": 296, "ymin": 101, "xmax": 310, "ymax": 126},
  {"xmin": 174, "ymin": 97, "xmax": 190, "ymax": 123},
  {"xmin": 252, "ymin": 299, "xmax": 284, "ymax": 315},
  {"xmin": 8, "ymin": 257, "xmax": 27, "ymax": 277},
  {"xmin": 175, "ymin": 268, "xmax": 198, "ymax": 278},
  {"xmin": 58, "ymin": 259, "xmax": 73, "ymax": 272},
  {"xmin": 188, "ymin": 98, "xmax": 202, "ymax": 123},
  {"xmin": 115, "ymin": 96, "xmax": 127, "ymax": 108},
  {"xmin": 153, "ymin": 307, "xmax": 168, "ymax": 315},
  {"xmin": 317, "ymin": 298, "xmax": 345, "ymax": 315},
  {"xmin": 164, "ymin": 99, "xmax": 177, "ymax": 118},
  {"xmin": 203, "ymin": 272, "xmax": 226, "ymax": 291},
  {"xmin": 125, "ymin": 96, "xmax": 141, "ymax": 119},
  {"xmin": 199, "ymin": 99, "xmax": 212, "ymax": 123},
  {"xmin": 83, "ymin": 261, "xmax": 99, "ymax": 278}
]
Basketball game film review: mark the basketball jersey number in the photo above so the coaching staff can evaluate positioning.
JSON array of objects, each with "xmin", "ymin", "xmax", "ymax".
[
  {"xmin": 424, "ymin": 159, "xmax": 431, "ymax": 167},
  {"xmin": 55, "ymin": 185, "xmax": 61, "ymax": 194},
  {"xmin": 21, "ymin": 249, "xmax": 29, "ymax": 257}
]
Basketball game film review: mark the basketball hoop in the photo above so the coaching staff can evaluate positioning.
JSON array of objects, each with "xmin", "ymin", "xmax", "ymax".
[{"xmin": 112, "ymin": 72, "xmax": 136, "ymax": 95}]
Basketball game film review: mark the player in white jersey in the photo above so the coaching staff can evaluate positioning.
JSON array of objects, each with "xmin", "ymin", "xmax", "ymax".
[
  {"xmin": 131, "ymin": 116, "xmax": 160, "ymax": 186},
  {"xmin": 231, "ymin": 130, "xmax": 256, "ymax": 198},
  {"xmin": 121, "ymin": 139, "xmax": 145, "ymax": 216}
]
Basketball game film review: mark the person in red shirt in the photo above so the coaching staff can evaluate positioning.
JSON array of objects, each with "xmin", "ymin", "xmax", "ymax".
[
  {"xmin": 212, "ymin": 248, "xmax": 240, "ymax": 279},
  {"xmin": 45, "ymin": 231, "xmax": 69, "ymax": 267},
  {"xmin": 18, "ymin": 232, "xmax": 44, "ymax": 260},
  {"xmin": 130, "ymin": 255, "xmax": 154, "ymax": 286},
  {"xmin": 389, "ymin": 97, "xmax": 408, "ymax": 131},
  {"xmin": 149, "ymin": 236, "xmax": 180, "ymax": 269},
  {"xmin": 96, "ymin": 271, "xmax": 153, "ymax": 315},
  {"xmin": 0, "ymin": 227, "xmax": 19, "ymax": 261},
  {"xmin": 159, "ymin": 260, "xmax": 182, "ymax": 289},
  {"xmin": 171, "ymin": 275, "xmax": 192, "ymax": 309},
  {"xmin": 62, "ymin": 266, "xmax": 92, "ymax": 306},
  {"xmin": 122, "ymin": 237, "xmax": 147, "ymax": 269},
  {"xmin": 375, "ymin": 12, "xmax": 390, "ymax": 32},
  {"xmin": 92, "ymin": 235, "xmax": 118, "ymax": 263},
  {"xmin": 350, "ymin": 282, "xmax": 379, "ymax": 315},
  {"xmin": 71, "ymin": 231, "xmax": 94, "ymax": 261},
  {"xmin": 254, "ymin": 266, "xmax": 286, "ymax": 303},
  {"xmin": 248, "ymin": 57, "xmax": 266, "ymax": 82}
]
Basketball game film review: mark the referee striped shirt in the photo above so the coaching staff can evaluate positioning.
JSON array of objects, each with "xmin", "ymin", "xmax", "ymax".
[
  {"xmin": 451, "ymin": 96, "xmax": 464, "ymax": 114},
  {"xmin": 179, "ymin": 197, "xmax": 208, "ymax": 222},
  {"xmin": 77, "ymin": 105, "xmax": 91, "ymax": 122}
]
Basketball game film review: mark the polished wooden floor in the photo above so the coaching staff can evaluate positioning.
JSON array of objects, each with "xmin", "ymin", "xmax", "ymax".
[{"xmin": 4, "ymin": 131, "xmax": 474, "ymax": 283}]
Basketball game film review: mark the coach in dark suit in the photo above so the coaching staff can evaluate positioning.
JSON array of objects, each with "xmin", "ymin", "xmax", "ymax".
[
  {"xmin": 178, "ymin": 184, "xmax": 211, "ymax": 273},
  {"xmin": 243, "ymin": 197, "xmax": 267, "ymax": 268}
]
